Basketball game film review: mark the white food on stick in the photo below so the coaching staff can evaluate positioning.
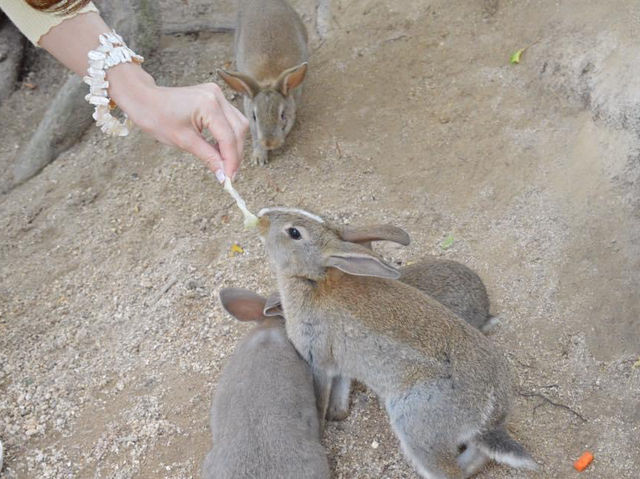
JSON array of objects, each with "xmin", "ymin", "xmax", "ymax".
[{"xmin": 223, "ymin": 178, "xmax": 259, "ymax": 228}]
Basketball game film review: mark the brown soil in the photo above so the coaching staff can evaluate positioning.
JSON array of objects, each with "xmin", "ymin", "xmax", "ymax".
[{"xmin": 1, "ymin": 0, "xmax": 639, "ymax": 478}]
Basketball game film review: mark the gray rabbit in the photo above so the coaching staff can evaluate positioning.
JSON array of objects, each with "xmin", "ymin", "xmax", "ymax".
[
  {"xmin": 339, "ymin": 224, "xmax": 497, "ymax": 332},
  {"xmin": 400, "ymin": 258, "xmax": 497, "ymax": 333},
  {"xmin": 202, "ymin": 288, "xmax": 329, "ymax": 479},
  {"xmin": 218, "ymin": 0, "xmax": 308, "ymax": 165},
  {"xmin": 256, "ymin": 208, "xmax": 537, "ymax": 478}
]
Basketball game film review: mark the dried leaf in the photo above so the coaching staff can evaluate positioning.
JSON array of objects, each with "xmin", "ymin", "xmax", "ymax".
[{"xmin": 230, "ymin": 243, "xmax": 244, "ymax": 256}]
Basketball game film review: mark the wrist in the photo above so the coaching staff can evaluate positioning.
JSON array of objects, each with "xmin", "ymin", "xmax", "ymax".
[{"xmin": 106, "ymin": 62, "xmax": 156, "ymax": 125}]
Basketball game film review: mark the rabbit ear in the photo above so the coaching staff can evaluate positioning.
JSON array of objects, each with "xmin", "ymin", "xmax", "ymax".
[
  {"xmin": 217, "ymin": 69, "xmax": 260, "ymax": 98},
  {"xmin": 219, "ymin": 288, "xmax": 267, "ymax": 322},
  {"xmin": 340, "ymin": 224, "xmax": 410, "ymax": 246},
  {"xmin": 275, "ymin": 62, "xmax": 308, "ymax": 96},
  {"xmin": 325, "ymin": 241, "xmax": 400, "ymax": 279},
  {"xmin": 263, "ymin": 292, "xmax": 284, "ymax": 317}
]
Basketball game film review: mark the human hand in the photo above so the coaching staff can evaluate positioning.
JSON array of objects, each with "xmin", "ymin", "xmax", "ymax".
[
  {"xmin": 108, "ymin": 63, "xmax": 248, "ymax": 180},
  {"xmin": 37, "ymin": 12, "xmax": 248, "ymax": 179}
]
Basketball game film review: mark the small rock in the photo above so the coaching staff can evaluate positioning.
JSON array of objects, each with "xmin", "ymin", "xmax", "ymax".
[{"xmin": 371, "ymin": 440, "xmax": 379, "ymax": 449}]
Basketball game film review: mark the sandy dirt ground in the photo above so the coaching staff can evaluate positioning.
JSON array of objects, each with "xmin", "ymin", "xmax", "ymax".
[{"xmin": 1, "ymin": 0, "xmax": 639, "ymax": 478}]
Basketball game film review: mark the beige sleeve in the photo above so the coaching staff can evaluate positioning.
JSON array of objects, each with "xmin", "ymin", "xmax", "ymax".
[{"xmin": 0, "ymin": 1, "xmax": 99, "ymax": 46}]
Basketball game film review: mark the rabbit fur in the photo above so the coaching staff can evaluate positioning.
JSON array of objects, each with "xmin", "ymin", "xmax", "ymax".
[
  {"xmin": 339, "ymin": 223, "xmax": 496, "ymax": 332},
  {"xmin": 326, "ymin": 258, "xmax": 499, "ymax": 421},
  {"xmin": 218, "ymin": 0, "xmax": 308, "ymax": 166},
  {"xmin": 400, "ymin": 258, "xmax": 498, "ymax": 333},
  {"xmin": 256, "ymin": 208, "xmax": 537, "ymax": 479},
  {"xmin": 270, "ymin": 228, "xmax": 499, "ymax": 421},
  {"xmin": 202, "ymin": 288, "xmax": 329, "ymax": 479}
]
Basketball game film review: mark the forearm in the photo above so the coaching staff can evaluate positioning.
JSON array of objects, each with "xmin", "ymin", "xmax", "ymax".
[
  {"xmin": 38, "ymin": 11, "xmax": 110, "ymax": 76},
  {"xmin": 0, "ymin": 0, "xmax": 98, "ymax": 45},
  {"xmin": 38, "ymin": 11, "xmax": 155, "ymax": 126}
]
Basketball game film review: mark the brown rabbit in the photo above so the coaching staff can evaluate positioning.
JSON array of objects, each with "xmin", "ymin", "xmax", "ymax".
[
  {"xmin": 266, "ymin": 224, "xmax": 499, "ymax": 421},
  {"xmin": 268, "ymin": 225, "xmax": 498, "ymax": 421},
  {"xmin": 328, "ymin": 228, "xmax": 499, "ymax": 422},
  {"xmin": 256, "ymin": 207, "xmax": 537, "ymax": 479},
  {"xmin": 218, "ymin": 0, "xmax": 308, "ymax": 165}
]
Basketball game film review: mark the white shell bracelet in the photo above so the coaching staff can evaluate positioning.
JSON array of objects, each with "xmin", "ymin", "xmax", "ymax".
[{"xmin": 83, "ymin": 31, "xmax": 144, "ymax": 137}]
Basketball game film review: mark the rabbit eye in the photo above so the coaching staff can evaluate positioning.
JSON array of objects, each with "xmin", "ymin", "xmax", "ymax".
[{"xmin": 287, "ymin": 227, "xmax": 302, "ymax": 240}]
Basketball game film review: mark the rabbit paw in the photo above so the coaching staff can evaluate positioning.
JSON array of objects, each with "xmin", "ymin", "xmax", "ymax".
[
  {"xmin": 326, "ymin": 404, "xmax": 350, "ymax": 421},
  {"xmin": 251, "ymin": 149, "xmax": 269, "ymax": 166}
]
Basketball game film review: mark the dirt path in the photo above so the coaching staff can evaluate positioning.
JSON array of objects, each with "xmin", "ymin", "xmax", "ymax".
[{"xmin": 1, "ymin": 0, "xmax": 639, "ymax": 478}]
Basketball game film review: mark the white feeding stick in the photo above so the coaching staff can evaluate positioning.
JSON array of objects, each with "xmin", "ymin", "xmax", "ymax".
[{"xmin": 223, "ymin": 178, "xmax": 259, "ymax": 229}]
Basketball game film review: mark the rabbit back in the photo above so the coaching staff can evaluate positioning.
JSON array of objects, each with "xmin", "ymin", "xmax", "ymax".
[
  {"xmin": 285, "ymin": 273, "xmax": 511, "ymax": 407},
  {"xmin": 400, "ymin": 257, "xmax": 493, "ymax": 331},
  {"xmin": 236, "ymin": 0, "xmax": 308, "ymax": 82},
  {"xmin": 203, "ymin": 321, "xmax": 329, "ymax": 479}
]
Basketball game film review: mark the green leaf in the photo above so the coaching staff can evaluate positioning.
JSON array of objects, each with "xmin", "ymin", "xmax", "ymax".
[
  {"xmin": 510, "ymin": 48, "xmax": 525, "ymax": 64},
  {"xmin": 441, "ymin": 235, "xmax": 454, "ymax": 250}
]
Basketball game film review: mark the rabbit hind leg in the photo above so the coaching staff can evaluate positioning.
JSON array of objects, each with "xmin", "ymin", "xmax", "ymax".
[
  {"xmin": 456, "ymin": 443, "xmax": 489, "ymax": 477},
  {"xmin": 327, "ymin": 375, "xmax": 351, "ymax": 421},
  {"xmin": 386, "ymin": 389, "xmax": 466, "ymax": 479},
  {"xmin": 388, "ymin": 412, "xmax": 463, "ymax": 479},
  {"xmin": 393, "ymin": 430, "xmax": 463, "ymax": 479}
]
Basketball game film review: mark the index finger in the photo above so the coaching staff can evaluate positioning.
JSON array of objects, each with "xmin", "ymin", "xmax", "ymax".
[
  {"xmin": 200, "ymin": 87, "xmax": 243, "ymax": 178},
  {"xmin": 203, "ymin": 108, "xmax": 240, "ymax": 177},
  {"xmin": 219, "ymin": 101, "xmax": 249, "ymax": 175},
  {"xmin": 209, "ymin": 86, "xmax": 248, "ymax": 177}
]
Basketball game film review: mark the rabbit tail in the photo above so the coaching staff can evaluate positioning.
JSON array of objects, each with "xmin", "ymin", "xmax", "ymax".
[
  {"xmin": 479, "ymin": 314, "xmax": 500, "ymax": 334},
  {"xmin": 476, "ymin": 427, "xmax": 538, "ymax": 471}
]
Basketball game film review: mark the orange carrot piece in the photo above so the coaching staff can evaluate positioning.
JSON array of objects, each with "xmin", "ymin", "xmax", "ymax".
[{"xmin": 573, "ymin": 451, "xmax": 594, "ymax": 472}]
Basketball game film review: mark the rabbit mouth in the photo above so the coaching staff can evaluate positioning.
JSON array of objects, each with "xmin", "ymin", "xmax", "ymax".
[
  {"xmin": 261, "ymin": 139, "xmax": 283, "ymax": 150},
  {"xmin": 255, "ymin": 216, "xmax": 270, "ymax": 237}
]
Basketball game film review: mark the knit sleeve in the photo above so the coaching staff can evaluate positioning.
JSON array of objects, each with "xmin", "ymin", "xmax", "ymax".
[{"xmin": 0, "ymin": 1, "xmax": 99, "ymax": 46}]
